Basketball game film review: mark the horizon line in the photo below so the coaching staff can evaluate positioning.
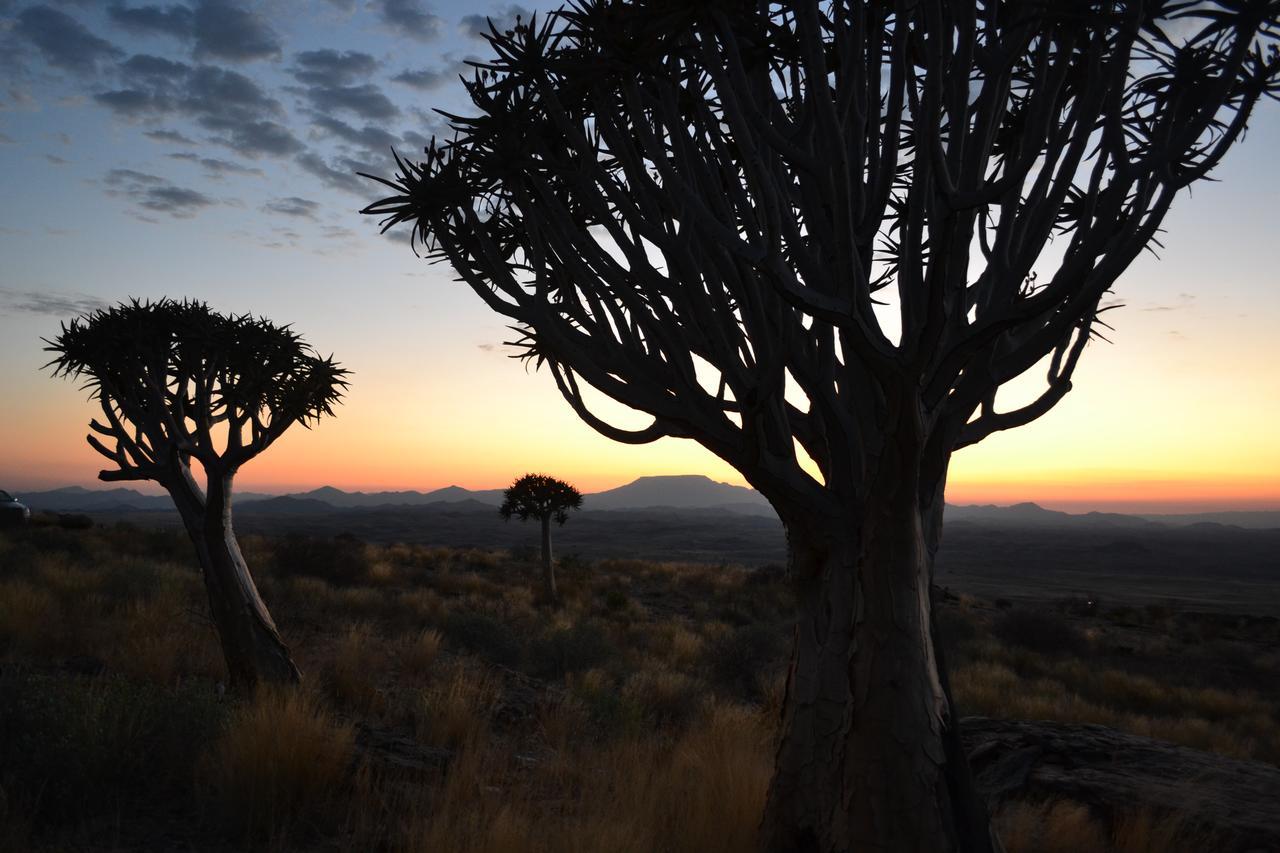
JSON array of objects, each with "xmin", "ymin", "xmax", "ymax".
[{"xmin": 10, "ymin": 477, "xmax": 1279, "ymax": 516}]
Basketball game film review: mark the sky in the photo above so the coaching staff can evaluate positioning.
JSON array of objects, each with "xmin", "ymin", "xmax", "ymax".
[{"xmin": 0, "ymin": 1, "xmax": 1276, "ymax": 514}]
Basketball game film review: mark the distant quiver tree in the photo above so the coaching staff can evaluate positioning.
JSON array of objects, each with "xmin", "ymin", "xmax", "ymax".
[
  {"xmin": 363, "ymin": 3, "xmax": 1280, "ymax": 850},
  {"xmin": 499, "ymin": 473, "xmax": 583, "ymax": 601},
  {"xmin": 46, "ymin": 299, "xmax": 349, "ymax": 689}
]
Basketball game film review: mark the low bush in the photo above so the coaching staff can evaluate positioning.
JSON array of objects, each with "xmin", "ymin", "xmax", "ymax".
[
  {"xmin": 993, "ymin": 608, "xmax": 1088, "ymax": 657},
  {"xmin": 705, "ymin": 622, "xmax": 789, "ymax": 701},
  {"xmin": 529, "ymin": 619, "xmax": 618, "ymax": 679},
  {"xmin": 0, "ymin": 672, "xmax": 225, "ymax": 826},
  {"xmin": 272, "ymin": 533, "xmax": 373, "ymax": 586},
  {"xmin": 444, "ymin": 610, "xmax": 523, "ymax": 667}
]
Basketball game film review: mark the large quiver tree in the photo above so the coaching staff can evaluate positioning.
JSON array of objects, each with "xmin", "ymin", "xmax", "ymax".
[
  {"xmin": 46, "ymin": 299, "xmax": 348, "ymax": 689},
  {"xmin": 364, "ymin": 2, "xmax": 1279, "ymax": 850}
]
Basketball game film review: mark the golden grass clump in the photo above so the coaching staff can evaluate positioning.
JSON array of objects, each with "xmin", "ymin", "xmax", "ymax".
[
  {"xmin": 0, "ymin": 580, "xmax": 64, "ymax": 656},
  {"xmin": 202, "ymin": 687, "xmax": 354, "ymax": 838},
  {"xmin": 415, "ymin": 663, "xmax": 497, "ymax": 748},
  {"xmin": 329, "ymin": 622, "xmax": 386, "ymax": 713},
  {"xmin": 997, "ymin": 800, "xmax": 1107, "ymax": 853},
  {"xmin": 402, "ymin": 627, "xmax": 443, "ymax": 678}
]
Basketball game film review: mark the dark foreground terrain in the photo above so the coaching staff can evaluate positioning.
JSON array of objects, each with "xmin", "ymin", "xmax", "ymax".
[{"xmin": 2, "ymin": 520, "xmax": 1278, "ymax": 851}]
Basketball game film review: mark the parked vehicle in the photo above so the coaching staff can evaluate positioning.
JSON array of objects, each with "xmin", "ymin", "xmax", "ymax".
[{"xmin": 0, "ymin": 490, "xmax": 31, "ymax": 527}]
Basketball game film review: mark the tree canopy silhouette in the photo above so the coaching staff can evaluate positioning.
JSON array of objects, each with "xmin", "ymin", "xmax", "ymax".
[
  {"xmin": 499, "ymin": 473, "xmax": 583, "ymax": 601},
  {"xmin": 46, "ymin": 298, "xmax": 348, "ymax": 688},
  {"xmin": 364, "ymin": 2, "xmax": 1280, "ymax": 849}
]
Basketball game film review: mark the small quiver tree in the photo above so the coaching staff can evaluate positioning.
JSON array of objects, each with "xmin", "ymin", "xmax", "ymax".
[
  {"xmin": 365, "ymin": 3, "xmax": 1279, "ymax": 850},
  {"xmin": 45, "ymin": 299, "xmax": 348, "ymax": 689},
  {"xmin": 498, "ymin": 473, "xmax": 583, "ymax": 602}
]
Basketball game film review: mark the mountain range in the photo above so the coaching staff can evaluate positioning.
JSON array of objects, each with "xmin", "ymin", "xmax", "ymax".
[{"xmin": 9, "ymin": 476, "xmax": 1278, "ymax": 529}]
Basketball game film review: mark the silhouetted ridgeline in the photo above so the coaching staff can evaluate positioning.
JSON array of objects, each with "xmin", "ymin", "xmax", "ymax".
[{"xmin": 13, "ymin": 476, "xmax": 1280, "ymax": 616}]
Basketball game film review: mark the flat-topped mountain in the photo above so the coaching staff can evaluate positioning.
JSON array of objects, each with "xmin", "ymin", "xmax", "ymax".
[{"xmin": 586, "ymin": 474, "xmax": 772, "ymax": 513}]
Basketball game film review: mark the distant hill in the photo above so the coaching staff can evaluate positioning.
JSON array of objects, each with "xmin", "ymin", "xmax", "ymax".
[
  {"xmin": 16, "ymin": 486, "xmax": 270, "ymax": 513},
  {"xmin": 287, "ymin": 485, "xmax": 506, "ymax": 508},
  {"xmin": 945, "ymin": 502, "xmax": 1161, "ymax": 529},
  {"xmin": 1139, "ymin": 511, "xmax": 1280, "ymax": 530},
  {"xmin": 586, "ymin": 475, "xmax": 772, "ymax": 513},
  {"xmin": 13, "ymin": 479, "xmax": 1277, "ymax": 529}
]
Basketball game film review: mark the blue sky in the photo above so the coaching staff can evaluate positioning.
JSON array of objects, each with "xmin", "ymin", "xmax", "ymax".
[{"xmin": 0, "ymin": 1, "xmax": 1277, "ymax": 512}]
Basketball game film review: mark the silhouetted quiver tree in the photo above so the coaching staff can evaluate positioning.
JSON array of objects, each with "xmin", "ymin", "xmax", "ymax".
[
  {"xmin": 364, "ymin": 3, "xmax": 1279, "ymax": 850},
  {"xmin": 46, "ymin": 299, "xmax": 348, "ymax": 689},
  {"xmin": 499, "ymin": 473, "xmax": 583, "ymax": 601}
]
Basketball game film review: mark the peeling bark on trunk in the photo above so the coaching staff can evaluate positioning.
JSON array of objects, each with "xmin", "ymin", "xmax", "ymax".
[
  {"xmin": 540, "ymin": 514, "xmax": 557, "ymax": 602},
  {"xmin": 760, "ymin": 419, "xmax": 1000, "ymax": 853},
  {"xmin": 166, "ymin": 466, "xmax": 300, "ymax": 690}
]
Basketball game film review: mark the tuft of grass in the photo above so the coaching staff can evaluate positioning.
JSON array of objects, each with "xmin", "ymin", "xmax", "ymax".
[
  {"xmin": 402, "ymin": 627, "xmax": 443, "ymax": 679},
  {"xmin": 0, "ymin": 580, "xmax": 63, "ymax": 656},
  {"xmin": 329, "ymin": 623, "xmax": 386, "ymax": 713},
  {"xmin": 414, "ymin": 663, "xmax": 497, "ymax": 749},
  {"xmin": 202, "ymin": 687, "xmax": 354, "ymax": 839}
]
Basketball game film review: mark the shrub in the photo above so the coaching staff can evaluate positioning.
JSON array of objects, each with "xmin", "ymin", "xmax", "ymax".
[
  {"xmin": 0, "ymin": 672, "xmax": 225, "ymax": 826},
  {"xmin": 705, "ymin": 622, "xmax": 789, "ymax": 701},
  {"xmin": 272, "ymin": 533, "xmax": 372, "ymax": 586},
  {"xmin": 993, "ymin": 608, "xmax": 1088, "ymax": 657},
  {"xmin": 443, "ymin": 611, "xmax": 522, "ymax": 667},
  {"xmin": 529, "ymin": 620, "xmax": 618, "ymax": 679},
  {"xmin": 55, "ymin": 513, "xmax": 93, "ymax": 531}
]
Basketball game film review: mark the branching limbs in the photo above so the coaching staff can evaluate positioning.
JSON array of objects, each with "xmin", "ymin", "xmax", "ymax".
[
  {"xmin": 45, "ymin": 299, "xmax": 348, "ymax": 498},
  {"xmin": 364, "ymin": 0, "xmax": 1279, "ymax": 511}
]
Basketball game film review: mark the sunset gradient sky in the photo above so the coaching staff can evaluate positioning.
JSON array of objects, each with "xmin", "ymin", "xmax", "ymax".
[{"xmin": 0, "ymin": 1, "xmax": 1277, "ymax": 514}]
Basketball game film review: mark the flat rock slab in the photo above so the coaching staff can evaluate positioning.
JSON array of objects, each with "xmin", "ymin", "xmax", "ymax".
[{"xmin": 962, "ymin": 717, "xmax": 1280, "ymax": 851}]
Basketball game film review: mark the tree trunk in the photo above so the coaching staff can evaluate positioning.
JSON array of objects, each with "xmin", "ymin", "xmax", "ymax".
[
  {"xmin": 759, "ymin": 428, "xmax": 1000, "ymax": 851},
  {"xmin": 168, "ymin": 466, "xmax": 300, "ymax": 690},
  {"xmin": 540, "ymin": 514, "xmax": 557, "ymax": 602}
]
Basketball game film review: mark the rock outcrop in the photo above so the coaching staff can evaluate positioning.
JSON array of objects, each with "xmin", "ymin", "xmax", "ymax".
[{"xmin": 962, "ymin": 717, "xmax": 1280, "ymax": 852}]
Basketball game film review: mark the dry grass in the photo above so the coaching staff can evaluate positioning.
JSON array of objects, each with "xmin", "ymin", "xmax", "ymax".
[
  {"xmin": 1, "ymin": 523, "xmax": 1275, "ymax": 852},
  {"xmin": 414, "ymin": 661, "xmax": 498, "ymax": 748},
  {"xmin": 329, "ymin": 622, "xmax": 387, "ymax": 713},
  {"xmin": 202, "ymin": 687, "xmax": 354, "ymax": 839},
  {"xmin": 401, "ymin": 627, "xmax": 443, "ymax": 678}
]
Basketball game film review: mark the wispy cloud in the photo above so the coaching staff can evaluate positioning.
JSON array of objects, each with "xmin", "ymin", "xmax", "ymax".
[{"xmin": 0, "ymin": 288, "xmax": 107, "ymax": 317}]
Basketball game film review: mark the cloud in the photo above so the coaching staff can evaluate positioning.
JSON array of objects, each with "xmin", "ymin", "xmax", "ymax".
[
  {"xmin": 1142, "ymin": 293, "xmax": 1196, "ymax": 312},
  {"xmin": 295, "ymin": 151, "xmax": 366, "ymax": 194},
  {"xmin": 144, "ymin": 128, "xmax": 197, "ymax": 144},
  {"xmin": 103, "ymin": 168, "xmax": 216, "ymax": 217},
  {"xmin": 291, "ymin": 49, "xmax": 378, "ymax": 87},
  {"xmin": 302, "ymin": 83, "xmax": 400, "ymax": 121},
  {"xmin": 15, "ymin": 5, "xmax": 126, "ymax": 76},
  {"xmin": 96, "ymin": 64, "xmax": 304, "ymax": 158},
  {"xmin": 121, "ymin": 53, "xmax": 192, "ymax": 81},
  {"xmin": 391, "ymin": 62, "xmax": 465, "ymax": 90},
  {"xmin": 106, "ymin": 3, "xmax": 195, "ymax": 39},
  {"xmin": 310, "ymin": 115, "xmax": 400, "ymax": 153},
  {"xmin": 193, "ymin": 0, "xmax": 281, "ymax": 63},
  {"xmin": 0, "ymin": 288, "xmax": 108, "ymax": 317},
  {"xmin": 205, "ymin": 118, "xmax": 302, "ymax": 157},
  {"xmin": 45, "ymin": 154, "xmax": 69, "ymax": 165},
  {"xmin": 460, "ymin": 5, "xmax": 531, "ymax": 39},
  {"xmin": 375, "ymin": 0, "xmax": 441, "ymax": 42},
  {"xmin": 0, "ymin": 132, "xmax": 15, "ymax": 144},
  {"xmin": 263, "ymin": 196, "xmax": 320, "ymax": 218},
  {"xmin": 167, "ymin": 151, "xmax": 264, "ymax": 177}
]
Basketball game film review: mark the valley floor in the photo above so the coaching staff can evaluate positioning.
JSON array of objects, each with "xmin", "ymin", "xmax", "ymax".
[{"xmin": 1, "ymin": 520, "xmax": 1277, "ymax": 851}]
